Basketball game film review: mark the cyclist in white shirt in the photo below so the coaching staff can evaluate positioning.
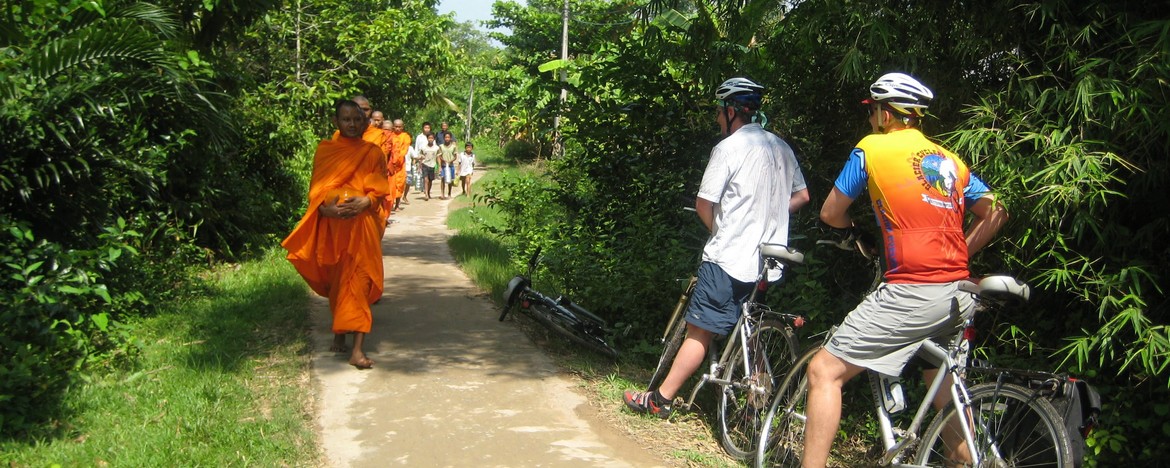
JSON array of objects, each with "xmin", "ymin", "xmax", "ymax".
[{"xmin": 625, "ymin": 77, "xmax": 810, "ymax": 418}]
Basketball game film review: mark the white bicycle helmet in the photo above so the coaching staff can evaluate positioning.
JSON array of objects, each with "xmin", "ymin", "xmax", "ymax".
[
  {"xmin": 867, "ymin": 72, "xmax": 933, "ymax": 117},
  {"xmin": 715, "ymin": 77, "xmax": 764, "ymax": 107}
]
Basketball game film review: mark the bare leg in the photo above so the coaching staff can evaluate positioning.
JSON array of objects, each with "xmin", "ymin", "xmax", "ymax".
[
  {"xmin": 424, "ymin": 176, "xmax": 432, "ymax": 200},
  {"xmin": 348, "ymin": 332, "xmax": 373, "ymax": 369},
  {"xmin": 330, "ymin": 333, "xmax": 349, "ymax": 353},
  {"xmin": 656, "ymin": 324, "xmax": 715, "ymax": 399},
  {"xmin": 923, "ymin": 368, "xmax": 972, "ymax": 463},
  {"xmin": 803, "ymin": 349, "xmax": 865, "ymax": 468}
]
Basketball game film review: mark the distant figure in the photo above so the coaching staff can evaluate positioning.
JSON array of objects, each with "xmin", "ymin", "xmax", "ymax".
[
  {"xmin": 389, "ymin": 119, "xmax": 413, "ymax": 210},
  {"xmin": 457, "ymin": 142, "xmax": 476, "ymax": 198},
  {"xmin": 417, "ymin": 133, "xmax": 440, "ymax": 200},
  {"xmin": 438, "ymin": 133, "xmax": 458, "ymax": 199},
  {"xmin": 282, "ymin": 99, "xmax": 391, "ymax": 370}
]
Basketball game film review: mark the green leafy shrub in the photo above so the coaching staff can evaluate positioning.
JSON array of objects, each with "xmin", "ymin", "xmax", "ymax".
[
  {"xmin": 503, "ymin": 139, "xmax": 539, "ymax": 163},
  {"xmin": 0, "ymin": 217, "xmax": 139, "ymax": 436}
]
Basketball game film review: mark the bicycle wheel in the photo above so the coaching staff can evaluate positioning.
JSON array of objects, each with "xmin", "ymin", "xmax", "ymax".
[
  {"xmin": 718, "ymin": 319, "xmax": 800, "ymax": 460},
  {"xmin": 755, "ymin": 346, "xmax": 818, "ymax": 468},
  {"xmin": 915, "ymin": 382, "xmax": 1074, "ymax": 467},
  {"xmin": 524, "ymin": 303, "xmax": 619, "ymax": 359},
  {"xmin": 499, "ymin": 276, "xmax": 528, "ymax": 321},
  {"xmin": 646, "ymin": 282, "xmax": 694, "ymax": 391}
]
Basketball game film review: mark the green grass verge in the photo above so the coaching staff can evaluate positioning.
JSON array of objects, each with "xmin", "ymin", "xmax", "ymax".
[
  {"xmin": 446, "ymin": 168, "xmax": 515, "ymax": 304},
  {"xmin": 0, "ymin": 249, "xmax": 320, "ymax": 466}
]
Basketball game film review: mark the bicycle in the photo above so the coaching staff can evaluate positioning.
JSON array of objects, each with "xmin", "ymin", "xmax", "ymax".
[
  {"xmin": 755, "ymin": 267, "xmax": 1075, "ymax": 467},
  {"xmin": 644, "ymin": 243, "xmax": 808, "ymax": 460},
  {"xmin": 499, "ymin": 246, "xmax": 619, "ymax": 359}
]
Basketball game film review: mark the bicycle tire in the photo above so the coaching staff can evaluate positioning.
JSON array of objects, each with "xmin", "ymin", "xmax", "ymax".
[
  {"xmin": 499, "ymin": 276, "xmax": 529, "ymax": 321},
  {"xmin": 524, "ymin": 303, "xmax": 619, "ymax": 359},
  {"xmin": 755, "ymin": 345, "xmax": 819, "ymax": 468},
  {"xmin": 718, "ymin": 319, "xmax": 800, "ymax": 460},
  {"xmin": 915, "ymin": 382, "xmax": 1074, "ymax": 467},
  {"xmin": 646, "ymin": 282, "xmax": 694, "ymax": 391}
]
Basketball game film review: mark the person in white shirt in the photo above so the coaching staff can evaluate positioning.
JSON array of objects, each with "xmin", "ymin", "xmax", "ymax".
[
  {"xmin": 457, "ymin": 142, "xmax": 476, "ymax": 197},
  {"xmin": 624, "ymin": 77, "xmax": 810, "ymax": 419}
]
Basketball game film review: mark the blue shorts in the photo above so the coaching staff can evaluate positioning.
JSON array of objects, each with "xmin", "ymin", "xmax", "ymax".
[{"xmin": 685, "ymin": 262, "xmax": 756, "ymax": 336}]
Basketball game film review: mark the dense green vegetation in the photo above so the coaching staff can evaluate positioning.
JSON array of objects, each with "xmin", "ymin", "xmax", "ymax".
[
  {"xmin": 0, "ymin": 249, "xmax": 318, "ymax": 465},
  {"xmin": 2, "ymin": 0, "xmax": 1166, "ymax": 464}
]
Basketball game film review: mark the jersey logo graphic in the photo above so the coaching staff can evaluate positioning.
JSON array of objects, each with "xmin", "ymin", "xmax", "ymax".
[{"xmin": 912, "ymin": 151, "xmax": 961, "ymax": 210}]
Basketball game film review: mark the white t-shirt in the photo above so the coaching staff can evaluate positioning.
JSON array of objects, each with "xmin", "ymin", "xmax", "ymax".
[
  {"xmin": 697, "ymin": 123, "xmax": 805, "ymax": 282},
  {"xmin": 457, "ymin": 152, "xmax": 475, "ymax": 176},
  {"xmin": 414, "ymin": 133, "xmax": 430, "ymax": 152},
  {"xmin": 418, "ymin": 143, "xmax": 440, "ymax": 166},
  {"xmin": 405, "ymin": 145, "xmax": 417, "ymax": 171}
]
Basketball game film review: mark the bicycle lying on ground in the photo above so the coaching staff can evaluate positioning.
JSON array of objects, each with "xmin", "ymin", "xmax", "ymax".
[
  {"xmin": 499, "ymin": 246, "xmax": 619, "ymax": 359},
  {"xmin": 645, "ymin": 243, "xmax": 808, "ymax": 460},
  {"xmin": 756, "ymin": 241, "xmax": 1076, "ymax": 467}
]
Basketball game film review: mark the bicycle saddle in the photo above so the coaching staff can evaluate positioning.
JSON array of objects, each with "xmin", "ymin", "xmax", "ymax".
[
  {"xmin": 760, "ymin": 243, "xmax": 804, "ymax": 265},
  {"xmin": 959, "ymin": 275, "xmax": 1031, "ymax": 301}
]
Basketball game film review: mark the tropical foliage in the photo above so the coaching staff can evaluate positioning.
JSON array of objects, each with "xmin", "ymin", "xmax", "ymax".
[
  {"xmin": 0, "ymin": 0, "xmax": 454, "ymax": 437},
  {"xmin": 2, "ymin": 0, "xmax": 1167, "ymax": 464},
  {"xmin": 477, "ymin": 0, "xmax": 1168, "ymax": 464}
]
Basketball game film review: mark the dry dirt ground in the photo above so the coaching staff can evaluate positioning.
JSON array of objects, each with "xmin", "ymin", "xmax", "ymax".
[{"xmin": 307, "ymin": 174, "xmax": 744, "ymax": 467}]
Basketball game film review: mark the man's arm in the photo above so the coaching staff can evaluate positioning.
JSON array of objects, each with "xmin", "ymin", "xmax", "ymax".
[
  {"xmin": 789, "ymin": 188, "xmax": 810, "ymax": 214},
  {"xmin": 965, "ymin": 196, "xmax": 1008, "ymax": 255},
  {"xmin": 696, "ymin": 197, "xmax": 715, "ymax": 233},
  {"xmin": 819, "ymin": 187, "xmax": 855, "ymax": 228}
]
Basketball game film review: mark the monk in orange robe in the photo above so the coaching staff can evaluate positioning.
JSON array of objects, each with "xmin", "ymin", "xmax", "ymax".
[
  {"xmin": 388, "ymin": 119, "xmax": 412, "ymax": 210},
  {"xmin": 282, "ymin": 99, "xmax": 390, "ymax": 370},
  {"xmin": 332, "ymin": 97, "xmax": 386, "ymax": 149},
  {"xmin": 380, "ymin": 120, "xmax": 402, "ymax": 214}
]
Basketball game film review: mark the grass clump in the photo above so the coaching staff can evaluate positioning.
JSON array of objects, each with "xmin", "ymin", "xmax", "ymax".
[{"xmin": 0, "ymin": 249, "xmax": 320, "ymax": 467}]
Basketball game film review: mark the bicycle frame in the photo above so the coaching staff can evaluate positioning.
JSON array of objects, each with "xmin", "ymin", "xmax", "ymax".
[
  {"xmin": 676, "ymin": 245, "xmax": 804, "ymax": 411},
  {"xmin": 870, "ymin": 328, "xmax": 978, "ymax": 466}
]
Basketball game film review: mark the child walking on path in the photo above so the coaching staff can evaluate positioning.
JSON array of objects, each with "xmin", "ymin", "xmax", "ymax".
[
  {"xmin": 438, "ymin": 133, "xmax": 458, "ymax": 200},
  {"xmin": 457, "ymin": 142, "xmax": 476, "ymax": 198}
]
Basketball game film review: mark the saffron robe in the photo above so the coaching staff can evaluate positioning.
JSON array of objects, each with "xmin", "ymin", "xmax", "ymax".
[
  {"xmin": 388, "ymin": 130, "xmax": 412, "ymax": 200},
  {"xmin": 282, "ymin": 137, "xmax": 391, "ymax": 334}
]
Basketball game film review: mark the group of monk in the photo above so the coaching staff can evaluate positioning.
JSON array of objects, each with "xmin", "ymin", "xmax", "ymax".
[{"xmin": 280, "ymin": 95, "xmax": 420, "ymax": 370}]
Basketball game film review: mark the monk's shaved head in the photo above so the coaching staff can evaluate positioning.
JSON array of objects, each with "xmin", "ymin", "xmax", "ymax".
[{"xmin": 351, "ymin": 95, "xmax": 372, "ymax": 118}]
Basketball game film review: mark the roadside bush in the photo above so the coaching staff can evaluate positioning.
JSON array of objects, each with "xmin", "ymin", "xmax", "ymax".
[
  {"xmin": 0, "ymin": 217, "xmax": 138, "ymax": 437},
  {"xmin": 503, "ymin": 139, "xmax": 538, "ymax": 163}
]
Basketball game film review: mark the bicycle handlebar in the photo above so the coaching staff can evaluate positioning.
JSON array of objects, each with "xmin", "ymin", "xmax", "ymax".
[
  {"xmin": 526, "ymin": 246, "xmax": 542, "ymax": 272},
  {"xmin": 815, "ymin": 221, "xmax": 878, "ymax": 259}
]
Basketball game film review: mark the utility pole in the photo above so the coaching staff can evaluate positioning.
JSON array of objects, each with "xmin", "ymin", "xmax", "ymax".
[
  {"xmin": 465, "ymin": 76, "xmax": 474, "ymax": 143},
  {"xmin": 295, "ymin": 0, "xmax": 302, "ymax": 83},
  {"xmin": 552, "ymin": 0, "xmax": 568, "ymax": 158}
]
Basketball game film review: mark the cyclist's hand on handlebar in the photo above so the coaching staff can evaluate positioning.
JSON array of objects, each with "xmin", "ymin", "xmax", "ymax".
[{"xmin": 816, "ymin": 221, "xmax": 878, "ymax": 259}]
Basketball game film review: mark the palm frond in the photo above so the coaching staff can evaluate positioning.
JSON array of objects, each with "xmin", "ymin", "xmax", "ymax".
[{"xmin": 29, "ymin": 23, "xmax": 175, "ymax": 83}]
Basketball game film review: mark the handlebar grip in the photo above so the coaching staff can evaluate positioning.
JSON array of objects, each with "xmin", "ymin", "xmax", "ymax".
[
  {"xmin": 815, "ymin": 221, "xmax": 878, "ymax": 259},
  {"xmin": 527, "ymin": 246, "xmax": 542, "ymax": 269}
]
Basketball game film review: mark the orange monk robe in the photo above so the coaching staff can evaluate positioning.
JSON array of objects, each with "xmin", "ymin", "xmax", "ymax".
[
  {"xmin": 332, "ymin": 125, "xmax": 385, "ymax": 145},
  {"xmin": 379, "ymin": 129, "xmax": 401, "ymax": 212},
  {"xmin": 282, "ymin": 137, "xmax": 391, "ymax": 334},
  {"xmin": 388, "ymin": 130, "xmax": 412, "ymax": 201}
]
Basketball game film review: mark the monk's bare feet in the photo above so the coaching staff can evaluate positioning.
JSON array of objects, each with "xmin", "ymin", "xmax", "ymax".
[
  {"xmin": 349, "ymin": 354, "xmax": 374, "ymax": 370},
  {"xmin": 331, "ymin": 334, "xmax": 349, "ymax": 353}
]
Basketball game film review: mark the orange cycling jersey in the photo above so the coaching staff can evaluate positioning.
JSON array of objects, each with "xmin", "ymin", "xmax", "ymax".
[{"xmin": 834, "ymin": 129, "xmax": 991, "ymax": 283}]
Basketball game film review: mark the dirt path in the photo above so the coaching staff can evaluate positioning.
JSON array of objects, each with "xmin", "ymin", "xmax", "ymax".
[{"xmin": 308, "ymin": 177, "xmax": 666, "ymax": 467}]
